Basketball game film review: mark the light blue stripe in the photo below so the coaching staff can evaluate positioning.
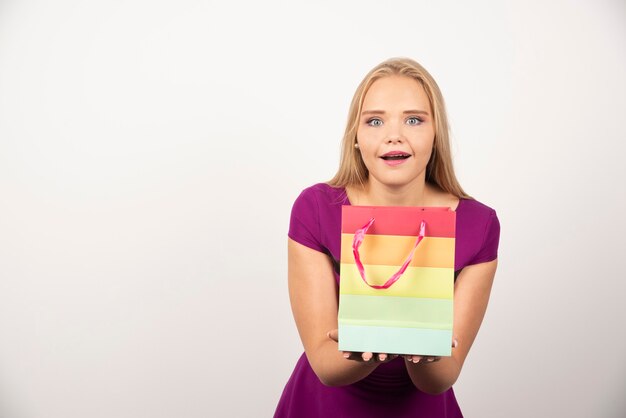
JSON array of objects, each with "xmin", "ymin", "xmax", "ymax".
[{"xmin": 338, "ymin": 324, "xmax": 452, "ymax": 356}]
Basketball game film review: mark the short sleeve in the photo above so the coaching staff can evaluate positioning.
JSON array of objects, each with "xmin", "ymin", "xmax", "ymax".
[
  {"xmin": 288, "ymin": 187, "xmax": 324, "ymax": 252},
  {"xmin": 467, "ymin": 210, "xmax": 500, "ymax": 265}
]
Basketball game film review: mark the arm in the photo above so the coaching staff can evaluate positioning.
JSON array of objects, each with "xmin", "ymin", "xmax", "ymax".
[
  {"xmin": 404, "ymin": 259, "xmax": 498, "ymax": 394},
  {"xmin": 288, "ymin": 238, "xmax": 380, "ymax": 386}
]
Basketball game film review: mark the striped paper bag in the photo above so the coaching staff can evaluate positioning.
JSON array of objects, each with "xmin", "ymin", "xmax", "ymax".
[{"xmin": 338, "ymin": 205, "xmax": 456, "ymax": 356}]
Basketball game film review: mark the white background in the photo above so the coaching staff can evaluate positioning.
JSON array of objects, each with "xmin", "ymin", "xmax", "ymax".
[{"xmin": 1, "ymin": 1, "xmax": 625, "ymax": 417}]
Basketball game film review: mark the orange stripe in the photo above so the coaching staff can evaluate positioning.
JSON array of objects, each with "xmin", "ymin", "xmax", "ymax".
[{"xmin": 340, "ymin": 234, "xmax": 454, "ymax": 268}]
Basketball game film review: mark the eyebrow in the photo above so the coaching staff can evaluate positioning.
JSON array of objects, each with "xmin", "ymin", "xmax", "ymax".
[{"xmin": 361, "ymin": 109, "xmax": 430, "ymax": 116}]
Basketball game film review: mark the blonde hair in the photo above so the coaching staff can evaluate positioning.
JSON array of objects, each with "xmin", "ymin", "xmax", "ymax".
[{"xmin": 328, "ymin": 57, "xmax": 470, "ymax": 199}]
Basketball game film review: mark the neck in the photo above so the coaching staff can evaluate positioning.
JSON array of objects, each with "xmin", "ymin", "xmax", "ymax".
[{"xmin": 357, "ymin": 177, "xmax": 432, "ymax": 206}]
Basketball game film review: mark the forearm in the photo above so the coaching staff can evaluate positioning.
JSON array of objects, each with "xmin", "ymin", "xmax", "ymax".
[
  {"xmin": 308, "ymin": 340, "xmax": 379, "ymax": 387},
  {"xmin": 404, "ymin": 356, "xmax": 461, "ymax": 394}
]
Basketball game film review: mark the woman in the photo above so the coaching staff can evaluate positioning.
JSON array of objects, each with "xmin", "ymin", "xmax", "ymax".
[{"xmin": 275, "ymin": 57, "xmax": 500, "ymax": 417}]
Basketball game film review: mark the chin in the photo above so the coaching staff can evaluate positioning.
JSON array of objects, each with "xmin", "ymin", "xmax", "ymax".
[{"xmin": 375, "ymin": 177, "xmax": 420, "ymax": 188}]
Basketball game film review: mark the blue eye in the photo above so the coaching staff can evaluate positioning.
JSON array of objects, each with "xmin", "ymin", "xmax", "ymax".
[
  {"xmin": 366, "ymin": 118, "xmax": 383, "ymax": 127},
  {"xmin": 406, "ymin": 117, "xmax": 423, "ymax": 126}
]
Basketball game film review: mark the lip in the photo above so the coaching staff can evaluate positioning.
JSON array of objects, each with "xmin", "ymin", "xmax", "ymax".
[
  {"xmin": 380, "ymin": 150, "xmax": 411, "ymax": 166},
  {"xmin": 381, "ymin": 151, "xmax": 411, "ymax": 157},
  {"xmin": 382, "ymin": 158, "xmax": 409, "ymax": 167}
]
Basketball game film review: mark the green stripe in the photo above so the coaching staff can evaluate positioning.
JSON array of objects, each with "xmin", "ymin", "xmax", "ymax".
[
  {"xmin": 338, "ymin": 324, "xmax": 452, "ymax": 356},
  {"xmin": 338, "ymin": 294, "xmax": 453, "ymax": 329}
]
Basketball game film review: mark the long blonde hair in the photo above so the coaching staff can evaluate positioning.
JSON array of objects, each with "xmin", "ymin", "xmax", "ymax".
[{"xmin": 328, "ymin": 57, "xmax": 470, "ymax": 199}]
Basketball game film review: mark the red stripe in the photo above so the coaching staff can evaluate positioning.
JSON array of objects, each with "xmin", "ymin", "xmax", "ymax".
[{"xmin": 341, "ymin": 205, "xmax": 456, "ymax": 237}]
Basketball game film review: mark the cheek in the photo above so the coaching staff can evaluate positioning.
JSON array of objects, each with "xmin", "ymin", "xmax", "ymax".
[
  {"xmin": 356, "ymin": 133, "xmax": 376, "ymax": 156},
  {"xmin": 412, "ymin": 132, "xmax": 435, "ymax": 153},
  {"xmin": 355, "ymin": 129, "xmax": 369, "ymax": 145}
]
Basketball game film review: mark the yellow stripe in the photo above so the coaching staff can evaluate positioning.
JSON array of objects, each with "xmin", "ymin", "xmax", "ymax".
[
  {"xmin": 341, "ymin": 234, "xmax": 455, "ymax": 268},
  {"xmin": 339, "ymin": 263, "xmax": 454, "ymax": 299}
]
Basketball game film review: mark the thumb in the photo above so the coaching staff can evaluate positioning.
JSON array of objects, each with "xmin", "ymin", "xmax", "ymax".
[{"xmin": 327, "ymin": 329, "xmax": 339, "ymax": 342}]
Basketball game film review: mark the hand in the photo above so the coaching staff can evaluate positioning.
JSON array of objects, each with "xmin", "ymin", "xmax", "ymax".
[
  {"xmin": 327, "ymin": 330, "xmax": 458, "ymax": 364},
  {"xmin": 404, "ymin": 354, "xmax": 441, "ymax": 363},
  {"xmin": 404, "ymin": 338, "xmax": 458, "ymax": 364},
  {"xmin": 326, "ymin": 329, "xmax": 399, "ymax": 363}
]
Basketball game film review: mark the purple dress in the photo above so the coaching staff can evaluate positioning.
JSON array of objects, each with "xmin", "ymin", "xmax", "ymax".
[{"xmin": 275, "ymin": 183, "xmax": 500, "ymax": 418}]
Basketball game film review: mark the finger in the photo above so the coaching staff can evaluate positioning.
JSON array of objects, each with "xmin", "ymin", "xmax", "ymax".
[
  {"xmin": 342, "ymin": 351, "xmax": 352, "ymax": 359},
  {"xmin": 452, "ymin": 338, "xmax": 458, "ymax": 348},
  {"xmin": 327, "ymin": 330, "xmax": 339, "ymax": 342},
  {"xmin": 407, "ymin": 355, "xmax": 422, "ymax": 363},
  {"xmin": 377, "ymin": 353, "xmax": 387, "ymax": 362},
  {"xmin": 361, "ymin": 352, "xmax": 373, "ymax": 362}
]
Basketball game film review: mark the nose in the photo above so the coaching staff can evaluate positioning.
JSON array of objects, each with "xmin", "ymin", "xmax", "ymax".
[
  {"xmin": 385, "ymin": 121, "xmax": 404, "ymax": 144},
  {"xmin": 386, "ymin": 133, "xmax": 403, "ymax": 144}
]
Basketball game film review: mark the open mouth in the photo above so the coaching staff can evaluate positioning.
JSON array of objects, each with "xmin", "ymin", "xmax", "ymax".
[{"xmin": 381, "ymin": 152, "xmax": 411, "ymax": 161}]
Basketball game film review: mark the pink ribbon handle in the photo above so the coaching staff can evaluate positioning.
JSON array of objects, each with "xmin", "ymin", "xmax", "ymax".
[{"xmin": 352, "ymin": 218, "xmax": 426, "ymax": 289}]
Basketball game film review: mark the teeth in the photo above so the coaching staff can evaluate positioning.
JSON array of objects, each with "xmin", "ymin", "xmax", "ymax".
[{"xmin": 382, "ymin": 154, "xmax": 409, "ymax": 160}]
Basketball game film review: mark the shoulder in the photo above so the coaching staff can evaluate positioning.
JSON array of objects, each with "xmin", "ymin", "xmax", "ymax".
[
  {"xmin": 292, "ymin": 183, "xmax": 349, "ymax": 214},
  {"xmin": 457, "ymin": 197, "xmax": 499, "ymax": 240},
  {"xmin": 456, "ymin": 197, "xmax": 501, "ymax": 268},
  {"xmin": 291, "ymin": 182, "xmax": 348, "ymax": 226},
  {"xmin": 288, "ymin": 183, "xmax": 347, "ymax": 253},
  {"xmin": 458, "ymin": 197, "xmax": 497, "ymax": 219},
  {"xmin": 298, "ymin": 183, "xmax": 347, "ymax": 203}
]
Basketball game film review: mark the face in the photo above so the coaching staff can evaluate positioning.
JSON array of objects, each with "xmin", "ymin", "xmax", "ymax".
[{"xmin": 356, "ymin": 75, "xmax": 435, "ymax": 189}]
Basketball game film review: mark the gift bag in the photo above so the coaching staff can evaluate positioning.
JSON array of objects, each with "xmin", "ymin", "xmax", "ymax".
[{"xmin": 338, "ymin": 205, "xmax": 456, "ymax": 356}]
